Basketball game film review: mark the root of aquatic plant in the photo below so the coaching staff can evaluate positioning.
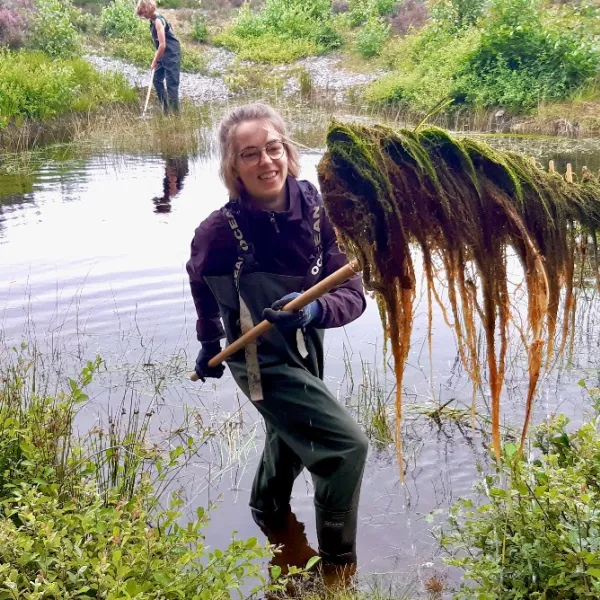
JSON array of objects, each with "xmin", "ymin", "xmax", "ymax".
[{"xmin": 317, "ymin": 121, "xmax": 600, "ymax": 472}]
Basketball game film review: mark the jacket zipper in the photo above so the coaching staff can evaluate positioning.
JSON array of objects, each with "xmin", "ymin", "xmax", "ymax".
[{"xmin": 269, "ymin": 213, "xmax": 280, "ymax": 234}]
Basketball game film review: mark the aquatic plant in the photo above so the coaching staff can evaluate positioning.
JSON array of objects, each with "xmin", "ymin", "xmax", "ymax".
[
  {"xmin": 317, "ymin": 121, "xmax": 600, "ymax": 470},
  {"xmin": 441, "ymin": 408, "xmax": 600, "ymax": 599}
]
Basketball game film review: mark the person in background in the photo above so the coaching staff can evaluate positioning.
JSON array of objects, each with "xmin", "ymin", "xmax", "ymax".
[
  {"xmin": 135, "ymin": 0, "xmax": 181, "ymax": 114},
  {"xmin": 186, "ymin": 103, "xmax": 368, "ymax": 586}
]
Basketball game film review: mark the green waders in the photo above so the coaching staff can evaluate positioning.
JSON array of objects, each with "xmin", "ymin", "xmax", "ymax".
[{"xmin": 205, "ymin": 270, "xmax": 368, "ymax": 564}]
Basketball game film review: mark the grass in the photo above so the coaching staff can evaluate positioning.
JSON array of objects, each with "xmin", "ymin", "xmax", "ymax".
[{"xmin": 0, "ymin": 101, "xmax": 214, "ymax": 158}]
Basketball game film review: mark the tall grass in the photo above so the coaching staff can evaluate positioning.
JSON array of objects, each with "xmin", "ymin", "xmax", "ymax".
[{"xmin": 0, "ymin": 334, "xmax": 279, "ymax": 597}]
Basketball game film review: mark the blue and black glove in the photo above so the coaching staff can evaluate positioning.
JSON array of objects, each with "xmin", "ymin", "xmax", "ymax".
[
  {"xmin": 195, "ymin": 341, "xmax": 225, "ymax": 382},
  {"xmin": 262, "ymin": 292, "xmax": 323, "ymax": 331}
]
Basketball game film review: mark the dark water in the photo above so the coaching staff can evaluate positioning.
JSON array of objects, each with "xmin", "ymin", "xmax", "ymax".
[{"xmin": 2, "ymin": 130, "xmax": 600, "ymax": 595}]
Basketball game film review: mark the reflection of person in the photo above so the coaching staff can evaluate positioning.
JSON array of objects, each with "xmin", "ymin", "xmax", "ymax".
[
  {"xmin": 152, "ymin": 155, "xmax": 189, "ymax": 213},
  {"xmin": 186, "ymin": 103, "xmax": 368, "ymax": 577},
  {"xmin": 135, "ymin": 0, "xmax": 181, "ymax": 114}
]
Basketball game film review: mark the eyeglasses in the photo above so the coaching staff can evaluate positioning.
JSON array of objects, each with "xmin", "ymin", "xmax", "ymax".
[{"xmin": 239, "ymin": 140, "xmax": 285, "ymax": 166}]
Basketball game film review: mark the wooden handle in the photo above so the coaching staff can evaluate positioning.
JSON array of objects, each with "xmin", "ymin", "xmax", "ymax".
[
  {"xmin": 190, "ymin": 259, "xmax": 360, "ymax": 381},
  {"xmin": 143, "ymin": 69, "xmax": 155, "ymax": 115}
]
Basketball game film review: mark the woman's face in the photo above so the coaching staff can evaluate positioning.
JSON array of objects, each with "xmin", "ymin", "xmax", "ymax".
[{"xmin": 234, "ymin": 119, "xmax": 288, "ymax": 208}]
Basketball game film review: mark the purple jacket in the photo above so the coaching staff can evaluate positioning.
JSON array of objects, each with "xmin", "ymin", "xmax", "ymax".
[{"xmin": 186, "ymin": 177, "xmax": 366, "ymax": 343}]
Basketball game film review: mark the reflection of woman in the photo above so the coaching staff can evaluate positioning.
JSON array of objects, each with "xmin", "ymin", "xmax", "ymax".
[
  {"xmin": 186, "ymin": 103, "xmax": 368, "ymax": 577},
  {"xmin": 135, "ymin": 0, "xmax": 181, "ymax": 114},
  {"xmin": 152, "ymin": 155, "xmax": 189, "ymax": 213}
]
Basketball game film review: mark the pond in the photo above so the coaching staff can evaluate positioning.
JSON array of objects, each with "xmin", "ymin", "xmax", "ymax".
[{"xmin": 2, "ymin": 112, "xmax": 600, "ymax": 595}]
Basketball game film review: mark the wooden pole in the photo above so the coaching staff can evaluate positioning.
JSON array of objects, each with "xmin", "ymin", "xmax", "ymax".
[
  {"xmin": 190, "ymin": 259, "xmax": 361, "ymax": 381},
  {"xmin": 566, "ymin": 163, "xmax": 573, "ymax": 183},
  {"xmin": 142, "ymin": 69, "xmax": 155, "ymax": 117},
  {"xmin": 549, "ymin": 160, "xmax": 555, "ymax": 174}
]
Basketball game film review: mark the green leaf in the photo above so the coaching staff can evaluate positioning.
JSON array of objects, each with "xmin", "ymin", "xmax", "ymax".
[
  {"xmin": 305, "ymin": 555, "xmax": 321, "ymax": 570},
  {"xmin": 270, "ymin": 565, "xmax": 282, "ymax": 579}
]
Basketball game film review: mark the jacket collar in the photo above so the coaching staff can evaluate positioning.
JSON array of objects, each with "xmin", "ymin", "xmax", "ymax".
[{"xmin": 237, "ymin": 176, "xmax": 304, "ymax": 222}]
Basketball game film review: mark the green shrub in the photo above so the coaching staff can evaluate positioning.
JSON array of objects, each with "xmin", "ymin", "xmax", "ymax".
[
  {"xmin": 101, "ymin": 0, "xmax": 146, "ymax": 39},
  {"xmin": 355, "ymin": 17, "xmax": 390, "ymax": 57},
  {"xmin": 347, "ymin": 0, "xmax": 397, "ymax": 26},
  {"xmin": 429, "ymin": 0, "xmax": 488, "ymax": 31},
  {"xmin": 0, "ymin": 353, "xmax": 276, "ymax": 599},
  {"xmin": 364, "ymin": 26, "xmax": 479, "ymax": 110},
  {"xmin": 441, "ymin": 408, "xmax": 600, "ymax": 599},
  {"xmin": 0, "ymin": 50, "xmax": 135, "ymax": 127},
  {"xmin": 215, "ymin": 30, "xmax": 319, "ymax": 63},
  {"xmin": 217, "ymin": 0, "xmax": 341, "ymax": 62},
  {"xmin": 366, "ymin": 0, "xmax": 599, "ymax": 111},
  {"xmin": 29, "ymin": 0, "xmax": 80, "ymax": 58},
  {"xmin": 453, "ymin": 0, "xmax": 599, "ymax": 108},
  {"xmin": 191, "ymin": 12, "xmax": 208, "ymax": 42},
  {"xmin": 180, "ymin": 45, "xmax": 206, "ymax": 72}
]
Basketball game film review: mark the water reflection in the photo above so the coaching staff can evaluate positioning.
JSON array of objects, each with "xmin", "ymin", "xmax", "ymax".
[{"xmin": 152, "ymin": 154, "xmax": 189, "ymax": 214}]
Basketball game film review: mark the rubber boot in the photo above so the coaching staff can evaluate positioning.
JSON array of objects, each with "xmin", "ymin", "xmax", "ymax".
[
  {"xmin": 315, "ymin": 505, "xmax": 359, "ymax": 590},
  {"xmin": 252, "ymin": 507, "xmax": 319, "ymax": 599},
  {"xmin": 252, "ymin": 506, "xmax": 318, "ymax": 574}
]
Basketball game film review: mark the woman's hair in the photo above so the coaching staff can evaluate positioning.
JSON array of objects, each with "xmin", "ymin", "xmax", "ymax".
[
  {"xmin": 218, "ymin": 103, "xmax": 300, "ymax": 198},
  {"xmin": 135, "ymin": 0, "xmax": 156, "ymax": 16}
]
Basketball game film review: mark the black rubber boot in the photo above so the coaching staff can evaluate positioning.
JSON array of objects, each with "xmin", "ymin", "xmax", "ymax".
[{"xmin": 315, "ymin": 505, "xmax": 358, "ymax": 565}]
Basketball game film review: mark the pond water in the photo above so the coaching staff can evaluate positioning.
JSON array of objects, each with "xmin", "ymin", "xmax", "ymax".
[{"xmin": 2, "ymin": 118, "xmax": 600, "ymax": 596}]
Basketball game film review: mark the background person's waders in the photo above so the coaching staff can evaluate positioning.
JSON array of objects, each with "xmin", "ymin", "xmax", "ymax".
[
  {"xmin": 151, "ymin": 15, "xmax": 181, "ymax": 114},
  {"xmin": 204, "ymin": 204, "xmax": 368, "ymax": 564}
]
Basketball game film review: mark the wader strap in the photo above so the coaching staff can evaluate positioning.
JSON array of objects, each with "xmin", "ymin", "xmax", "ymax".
[
  {"xmin": 223, "ymin": 205, "xmax": 264, "ymax": 401},
  {"xmin": 297, "ymin": 204, "xmax": 323, "ymax": 358},
  {"xmin": 302, "ymin": 204, "xmax": 323, "ymax": 290}
]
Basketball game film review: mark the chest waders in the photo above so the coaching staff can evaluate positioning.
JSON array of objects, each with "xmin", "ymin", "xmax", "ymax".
[
  {"xmin": 151, "ymin": 15, "xmax": 181, "ymax": 113},
  {"xmin": 204, "ymin": 201, "xmax": 368, "ymax": 566}
]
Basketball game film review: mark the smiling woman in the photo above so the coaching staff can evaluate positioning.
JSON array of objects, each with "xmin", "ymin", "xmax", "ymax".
[{"xmin": 186, "ymin": 102, "xmax": 369, "ymax": 585}]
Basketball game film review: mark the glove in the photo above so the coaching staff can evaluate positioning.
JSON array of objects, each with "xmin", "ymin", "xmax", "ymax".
[
  {"xmin": 262, "ymin": 292, "xmax": 323, "ymax": 331},
  {"xmin": 195, "ymin": 342, "xmax": 225, "ymax": 382}
]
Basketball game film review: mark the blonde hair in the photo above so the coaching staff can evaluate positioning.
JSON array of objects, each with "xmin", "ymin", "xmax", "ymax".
[
  {"xmin": 135, "ymin": 0, "xmax": 156, "ymax": 16},
  {"xmin": 218, "ymin": 103, "xmax": 300, "ymax": 198}
]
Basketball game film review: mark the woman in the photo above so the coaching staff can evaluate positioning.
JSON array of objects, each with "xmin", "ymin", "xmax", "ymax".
[
  {"xmin": 135, "ymin": 0, "xmax": 181, "ymax": 114},
  {"xmin": 186, "ymin": 103, "xmax": 368, "ymax": 573}
]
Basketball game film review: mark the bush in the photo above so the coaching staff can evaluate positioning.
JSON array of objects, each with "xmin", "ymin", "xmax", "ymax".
[
  {"xmin": 366, "ymin": 0, "xmax": 599, "ymax": 112},
  {"xmin": 0, "ymin": 0, "xmax": 35, "ymax": 48},
  {"xmin": 191, "ymin": 12, "xmax": 208, "ymax": 42},
  {"xmin": 389, "ymin": 0, "xmax": 428, "ymax": 35},
  {"xmin": 347, "ymin": 0, "xmax": 396, "ymax": 27},
  {"xmin": 0, "ymin": 352, "xmax": 276, "ymax": 599},
  {"xmin": 28, "ymin": 0, "xmax": 80, "ymax": 58},
  {"xmin": 454, "ymin": 0, "xmax": 600, "ymax": 108},
  {"xmin": 365, "ymin": 26, "xmax": 479, "ymax": 110},
  {"xmin": 441, "ymin": 408, "xmax": 600, "ymax": 599},
  {"xmin": 217, "ymin": 0, "xmax": 341, "ymax": 62},
  {"xmin": 0, "ymin": 49, "xmax": 136, "ymax": 126},
  {"xmin": 100, "ymin": 0, "xmax": 146, "ymax": 39},
  {"xmin": 215, "ymin": 30, "xmax": 320, "ymax": 63},
  {"xmin": 355, "ymin": 17, "xmax": 390, "ymax": 57},
  {"xmin": 429, "ymin": 0, "xmax": 488, "ymax": 31}
]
